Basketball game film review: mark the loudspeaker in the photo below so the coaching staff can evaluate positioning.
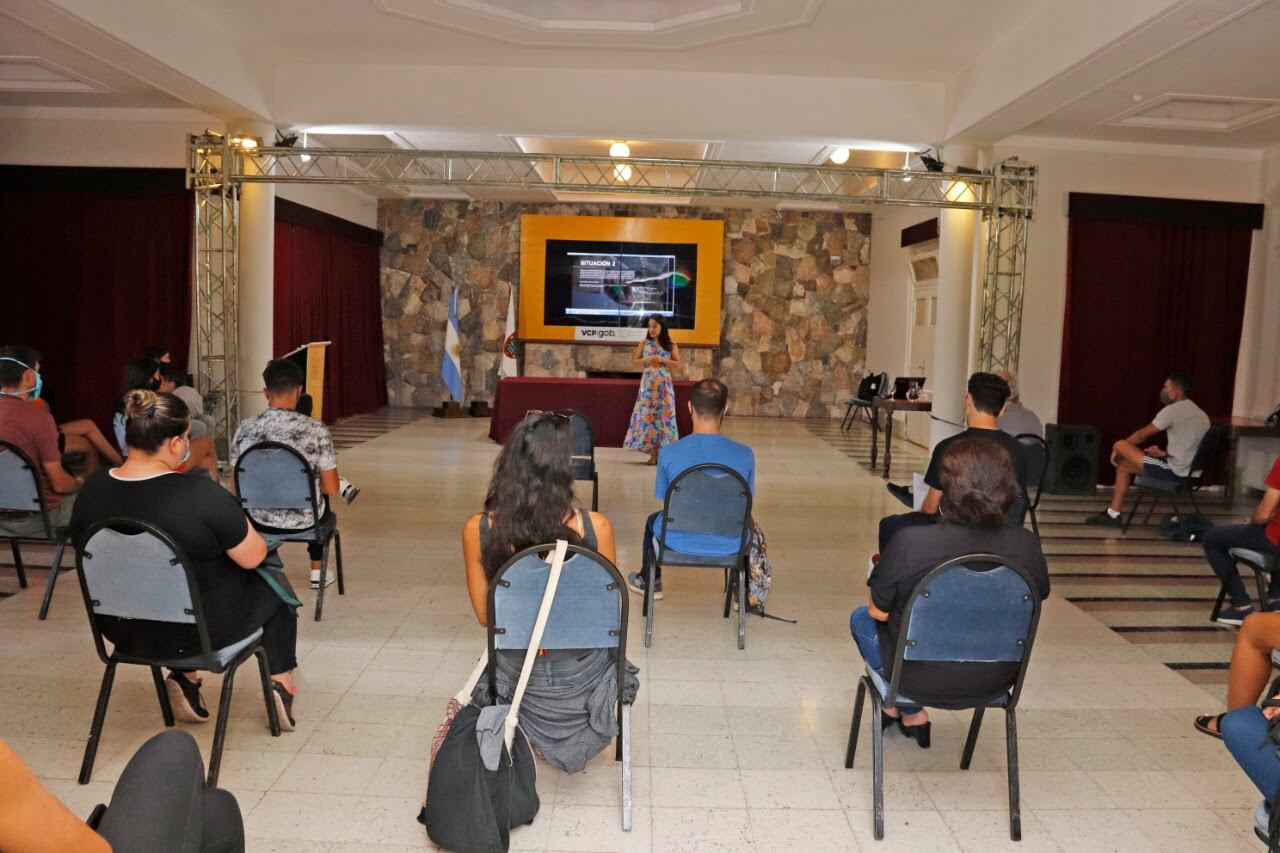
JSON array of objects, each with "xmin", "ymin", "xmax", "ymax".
[{"xmin": 1043, "ymin": 424, "xmax": 1100, "ymax": 495}]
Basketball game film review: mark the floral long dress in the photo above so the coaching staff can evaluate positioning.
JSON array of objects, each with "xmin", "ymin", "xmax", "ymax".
[{"xmin": 623, "ymin": 338, "xmax": 679, "ymax": 453}]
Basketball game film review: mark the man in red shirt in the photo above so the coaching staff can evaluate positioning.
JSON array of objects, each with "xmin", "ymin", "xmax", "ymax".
[
  {"xmin": 1202, "ymin": 454, "xmax": 1280, "ymax": 625},
  {"xmin": 0, "ymin": 345, "xmax": 82, "ymax": 538}
]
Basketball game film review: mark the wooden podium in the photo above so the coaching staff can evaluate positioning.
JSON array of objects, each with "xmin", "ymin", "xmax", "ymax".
[{"xmin": 283, "ymin": 341, "xmax": 331, "ymax": 420}]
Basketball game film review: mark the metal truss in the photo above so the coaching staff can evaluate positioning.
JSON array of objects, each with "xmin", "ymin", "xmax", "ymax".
[
  {"xmin": 978, "ymin": 159, "xmax": 1037, "ymax": 375},
  {"xmin": 190, "ymin": 134, "xmax": 239, "ymax": 457}
]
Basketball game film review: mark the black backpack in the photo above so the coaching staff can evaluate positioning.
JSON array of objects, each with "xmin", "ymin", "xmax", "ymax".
[{"xmin": 1158, "ymin": 513, "xmax": 1213, "ymax": 543}]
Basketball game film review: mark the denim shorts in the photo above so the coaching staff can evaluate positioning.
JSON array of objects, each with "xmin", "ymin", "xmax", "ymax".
[{"xmin": 1142, "ymin": 455, "xmax": 1185, "ymax": 483}]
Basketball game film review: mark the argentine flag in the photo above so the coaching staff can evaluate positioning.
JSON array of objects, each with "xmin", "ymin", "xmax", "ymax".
[{"xmin": 441, "ymin": 286, "xmax": 464, "ymax": 401}]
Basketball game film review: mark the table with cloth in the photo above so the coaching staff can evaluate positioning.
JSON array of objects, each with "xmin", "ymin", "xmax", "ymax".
[{"xmin": 488, "ymin": 377, "xmax": 695, "ymax": 446}]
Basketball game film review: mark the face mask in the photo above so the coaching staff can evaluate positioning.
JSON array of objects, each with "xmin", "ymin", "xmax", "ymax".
[
  {"xmin": 173, "ymin": 437, "xmax": 191, "ymax": 468},
  {"xmin": 1159, "ymin": 390, "xmax": 1174, "ymax": 406},
  {"xmin": 0, "ymin": 357, "xmax": 42, "ymax": 401}
]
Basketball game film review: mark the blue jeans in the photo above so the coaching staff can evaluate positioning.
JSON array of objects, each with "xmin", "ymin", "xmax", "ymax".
[
  {"xmin": 1222, "ymin": 706, "xmax": 1280, "ymax": 803},
  {"xmin": 1203, "ymin": 523, "xmax": 1280, "ymax": 607},
  {"xmin": 849, "ymin": 606, "xmax": 922, "ymax": 714}
]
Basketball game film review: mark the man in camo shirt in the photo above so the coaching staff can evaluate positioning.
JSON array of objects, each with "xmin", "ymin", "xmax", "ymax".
[{"xmin": 231, "ymin": 358, "xmax": 359, "ymax": 588}]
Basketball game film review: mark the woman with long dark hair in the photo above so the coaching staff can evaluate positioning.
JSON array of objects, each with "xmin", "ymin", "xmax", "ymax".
[
  {"xmin": 112, "ymin": 357, "xmax": 218, "ymax": 479},
  {"xmin": 623, "ymin": 313, "xmax": 680, "ymax": 464},
  {"xmin": 461, "ymin": 411, "xmax": 638, "ymax": 773},
  {"xmin": 851, "ymin": 438, "xmax": 1050, "ymax": 747}
]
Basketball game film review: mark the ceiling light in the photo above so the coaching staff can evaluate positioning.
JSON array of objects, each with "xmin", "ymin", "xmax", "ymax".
[
  {"xmin": 613, "ymin": 163, "xmax": 632, "ymax": 182},
  {"xmin": 829, "ymin": 147, "xmax": 850, "ymax": 165},
  {"xmin": 300, "ymin": 132, "xmax": 311, "ymax": 163},
  {"xmin": 609, "ymin": 141, "xmax": 630, "ymax": 158}
]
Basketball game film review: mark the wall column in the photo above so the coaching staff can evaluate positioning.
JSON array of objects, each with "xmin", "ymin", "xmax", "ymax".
[{"xmin": 238, "ymin": 177, "xmax": 275, "ymax": 420}]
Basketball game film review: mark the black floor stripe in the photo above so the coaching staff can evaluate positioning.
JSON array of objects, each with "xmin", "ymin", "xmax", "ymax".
[
  {"xmin": 1067, "ymin": 596, "xmax": 1209, "ymax": 603},
  {"xmin": 1110, "ymin": 626, "xmax": 1226, "ymax": 633},
  {"xmin": 1168, "ymin": 662, "xmax": 1231, "ymax": 670},
  {"xmin": 1055, "ymin": 572, "xmax": 1211, "ymax": 579}
]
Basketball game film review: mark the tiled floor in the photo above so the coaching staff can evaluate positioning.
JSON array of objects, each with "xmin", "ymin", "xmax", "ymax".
[{"xmin": 0, "ymin": 415, "xmax": 1263, "ymax": 851}]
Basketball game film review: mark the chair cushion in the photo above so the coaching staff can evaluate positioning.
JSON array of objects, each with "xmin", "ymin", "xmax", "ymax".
[
  {"xmin": 144, "ymin": 628, "xmax": 264, "ymax": 673},
  {"xmin": 863, "ymin": 663, "xmax": 1011, "ymax": 710},
  {"xmin": 258, "ymin": 513, "xmax": 336, "ymax": 542},
  {"xmin": 1230, "ymin": 548, "xmax": 1276, "ymax": 571},
  {"xmin": 1133, "ymin": 475, "xmax": 1187, "ymax": 494},
  {"xmin": 849, "ymin": 399, "xmax": 873, "ymax": 408},
  {"xmin": 653, "ymin": 537, "xmax": 739, "ymax": 568},
  {"xmin": 1271, "ymin": 649, "xmax": 1280, "ymax": 668}
]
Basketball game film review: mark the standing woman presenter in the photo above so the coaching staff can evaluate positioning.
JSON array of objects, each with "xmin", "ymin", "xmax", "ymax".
[{"xmin": 623, "ymin": 314, "xmax": 680, "ymax": 465}]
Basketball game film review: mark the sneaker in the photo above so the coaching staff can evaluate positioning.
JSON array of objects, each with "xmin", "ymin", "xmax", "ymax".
[
  {"xmin": 1084, "ymin": 510, "xmax": 1123, "ymax": 528},
  {"xmin": 1266, "ymin": 599, "xmax": 1280, "ymax": 613},
  {"xmin": 339, "ymin": 477, "xmax": 360, "ymax": 505},
  {"xmin": 1216, "ymin": 604, "xmax": 1256, "ymax": 626},
  {"xmin": 310, "ymin": 569, "xmax": 336, "ymax": 589},
  {"xmin": 270, "ymin": 682, "xmax": 296, "ymax": 732},
  {"xmin": 886, "ymin": 482, "xmax": 913, "ymax": 507},
  {"xmin": 165, "ymin": 672, "xmax": 210, "ymax": 723},
  {"xmin": 626, "ymin": 571, "xmax": 663, "ymax": 601}
]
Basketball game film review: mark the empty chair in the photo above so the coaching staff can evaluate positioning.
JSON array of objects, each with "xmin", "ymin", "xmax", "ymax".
[
  {"xmin": 1123, "ymin": 425, "xmax": 1224, "ymax": 532},
  {"xmin": 488, "ymin": 543, "xmax": 634, "ymax": 830},
  {"xmin": 841, "ymin": 371, "xmax": 888, "ymax": 431},
  {"xmin": 645, "ymin": 463, "xmax": 752, "ymax": 649},
  {"xmin": 554, "ymin": 408, "xmax": 599, "ymax": 511},
  {"xmin": 845, "ymin": 554, "xmax": 1042, "ymax": 841},
  {"xmin": 234, "ymin": 441, "xmax": 345, "ymax": 620},
  {"xmin": 74, "ymin": 517, "xmax": 279, "ymax": 786},
  {"xmin": 0, "ymin": 440, "xmax": 71, "ymax": 620},
  {"xmin": 1015, "ymin": 433, "xmax": 1048, "ymax": 537}
]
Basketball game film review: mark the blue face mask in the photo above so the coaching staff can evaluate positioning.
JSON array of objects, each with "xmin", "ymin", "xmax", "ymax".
[
  {"xmin": 0, "ymin": 357, "xmax": 42, "ymax": 401},
  {"xmin": 178, "ymin": 437, "xmax": 191, "ymax": 466}
]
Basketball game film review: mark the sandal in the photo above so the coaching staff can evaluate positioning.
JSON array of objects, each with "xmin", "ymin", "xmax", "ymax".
[{"xmin": 1194, "ymin": 713, "xmax": 1224, "ymax": 739}]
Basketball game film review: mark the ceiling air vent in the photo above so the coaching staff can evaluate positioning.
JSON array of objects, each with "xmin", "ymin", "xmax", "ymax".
[{"xmin": 1104, "ymin": 93, "xmax": 1280, "ymax": 133}]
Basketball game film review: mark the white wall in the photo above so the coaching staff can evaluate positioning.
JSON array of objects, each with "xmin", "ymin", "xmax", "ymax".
[
  {"xmin": 867, "ymin": 206, "xmax": 931, "ymax": 381},
  {"xmin": 990, "ymin": 137, "xmax": 1267, "ymax": 424}
]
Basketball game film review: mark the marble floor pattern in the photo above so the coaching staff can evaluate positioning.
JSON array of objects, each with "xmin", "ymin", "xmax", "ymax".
[{"xmin": 0, "ymin": 414, "xmax": 1265, "ymax": 852}]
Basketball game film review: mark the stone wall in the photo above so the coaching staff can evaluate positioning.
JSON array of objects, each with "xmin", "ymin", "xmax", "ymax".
[{"xmin": 379, "ymin": 200, "xmax": 871, "ymax": 417}]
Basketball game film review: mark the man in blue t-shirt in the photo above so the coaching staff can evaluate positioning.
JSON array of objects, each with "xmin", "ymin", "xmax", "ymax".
[{"xmin": 627, "ymin": 378, "xmax": 755, "ymax": 601}]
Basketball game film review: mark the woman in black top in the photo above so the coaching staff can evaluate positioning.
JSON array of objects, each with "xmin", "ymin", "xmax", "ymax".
[
  {"xmin": 460, "ymin": 411, "xmax": 637, "ymax": 773},
  {"xmin": 70, "ymin": 389, "xmax": 300, "ymax": 731},
  {"xmin": 851, "ymin": 438, "xmax": 1050, "ymax": 748}
]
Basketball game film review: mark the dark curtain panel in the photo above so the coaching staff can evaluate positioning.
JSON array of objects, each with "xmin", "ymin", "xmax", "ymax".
[
  {"xmin": 1059, "ymin": 196, "xmax": 1257, "ymax": 483},
  {"xmin": 0, "ymin": 167, "xmax": 192, "ymax": 433},
  {"xmin": 273, "ymin": 201, "xmax": 386, "ymax": 422}
]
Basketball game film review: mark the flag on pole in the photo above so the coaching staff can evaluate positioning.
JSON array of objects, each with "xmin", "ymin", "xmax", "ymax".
[
  {"xmin": 441, "ymin": 286, "xmax": 464, "ymax": 401},
  {"xmin": 500, "ymin": 288, "xmax": 519, "ymax": 379}
]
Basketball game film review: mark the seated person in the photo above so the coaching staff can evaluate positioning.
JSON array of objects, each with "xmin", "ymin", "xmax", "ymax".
[
  {"xmin": 461, "ymin": 411, "xmax": 638, "ymax": 773},
  {"xmin": 231, "ymin": 358, "xmax": 358, "ymax": 590},
  {"xmin": 1202, "ymin": 454, "xmax": 1280, "ymax": 625},
  {"xmin": 624, "ymin": 378, "xmax": 756, "ymax": 604},
  {"xmin": 161, "ymin": 367, "xmax": 217, "ymax": 439},
  {"xmin": 70, "ymin": 389, "xmax": 300, "ymax": 730},
  {"xmin": 852, "ymin": 438, "xmax": 1050, "ymax": 745},
  {"xmin": 995, "ymin": 370, "xmax": 1043, "ymax": 438},
  {"xmin": 113, "ymin": 357, "xmax": 219, "ymax": 480},
  {"xmin": 880, "ymin": 371, "xmax": 1028, "ymax": 553},
  {"xmin": 0, "ymin": 730, "xmax": 243, "ymax": 853},
  {"xmin": 0, "ymin": 347, "xmax": 83, "ymax": 537},
  {"xmin": 1085, "ymin": 370, "xmax": 1209, "ymax": 528}
]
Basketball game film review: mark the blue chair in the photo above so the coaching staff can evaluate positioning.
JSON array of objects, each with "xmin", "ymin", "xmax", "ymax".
[
  {"xmin": 1122, "ymin": 425, "xmax": 1224, "ymax": 532},
  {"xmin": 487, "ymin": 543, "xmax": 633, "ymax": 830},
  {"xmin": 0, "ymin": 440, "xmax": 71, "ymax": 620},
  {"xmin": 1210, "ymin": 548, "xmax": 1279, "ymax": 623},
  {"xmin": 1015, "ymin": 433, "xmax": 1049, "ymax": 538},
  {"xmin": 844, "ymin": 554, "xmax": 1042, "ymax": 841},
  {"xmin": 233, "ymin": 441, "xmax": 344, "ymax": 621},
  {"xmin": 73, "ymin": 517, "xmax": 280, "ymax": 786},
  {"xmin": 645, "ymin": 463, "xmax": 753, "ymax": 650},
  {"xmin": 554, "ymin": 408, "xmax": 599, "ymax": 511},
  {"xmin": 841, "ymin": 371, "xmax": 888, "ymax": 431}
]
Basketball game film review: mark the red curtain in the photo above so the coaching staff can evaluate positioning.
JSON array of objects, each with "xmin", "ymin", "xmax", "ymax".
[
  {"xmin": 0, "ymin": 167, "xmax": 192, "ymax": 433},
  {"xmin": 1059, "ymin": 194, "xmax": 1258, "ymax": 483},
  {"xmin": 273, "ymin": 200, "xmax": 386, "ymax": 421}
]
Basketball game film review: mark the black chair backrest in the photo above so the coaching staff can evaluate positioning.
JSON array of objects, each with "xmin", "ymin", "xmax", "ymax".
[
  {"xmin": 885, "ymin": 553, "xmax": 1042, "ymax": 708},
  {"xmin": 553, "ymin": 408, "xmax": 595, "ymax": 465},
  {"xmin": 0, "ymin": 440, "xmax": 52, "ymax": 538},
  {"xmin": 1187, "ymin": 425, "xmax": 1225, "ymax": 483},
  {"xmin": 1015, "ymin": 434, "xmax": 1049, "ymax": 508},
  {"xmin": 657, "ymin": 463, "xmax": 752, "ymax": 562},
  {"xmin": 74, "ymin": 517, "xmax": 217, "ymax": 669},
  {"xmin": 233, "ymin": 441, "xmax": 322, "ymax": 529}
]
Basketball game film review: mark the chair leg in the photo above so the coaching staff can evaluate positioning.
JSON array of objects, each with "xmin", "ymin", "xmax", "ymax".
[
  {"xmin": 314, "ymin": 539, "xmax": 330, "ymax": 622},
  {"xmin": 1029, "ymin": 506, "xmax": 1040, "ymax": 540},
  {"xmin": 150, "ymin": 666, "xmax": 175, "ymax": 727},
  {"xmin": 1144, "ymin": 493, "xmax": 1164, "ymax": 526},
  {"xmin": 255, "ymin": 646, "xmax": 281, "ymax": 737},
  {"xmin": 845, "ymin": 677, "xmax": 867, "ymax": 769},
  {"xmin": 615, "ymin": 698, "xmax": 623, "ymax": 761},
  {"xmin": 333, "ymin": 531, "xmax": 345, "ymax": 596},
  {"xmin": 1211, "ymin": 578, "xmax": 1231, "ymax": 623},
  {"xmin": 871, "ymin": 687, "xmax": 885, "ymax": 840},
  {"xmin": 1005, "ymin": 707, "xmax": 1022, "ymax": 841},
  {"xmin": 9, "ymin": 539, "xmax": 26, "ymax": 589},
  {"xmin": 1122, "ymin": 492, "xmax": 1143, "ymax": 532},
  {"xmin": 79, "ymin": 661, "xmax": 117, "ymax": 784},
  {"xmin": 207, "ymin": 660, "xmax": 243, "ymax": 787},
  {"xmin": 591, "ymin": 474, "xmax": 599, "ymax": 512},
  {"xmin": 1189, "ymin": 489, "xmax": 1203, "ymax": 515},
  {"xmin": 37, "ymin": 536, "xmax": 68, "ymax": 621},
  {"xmin": 644, "ymin": 567, "xmax": 655, "ymax": 648},
  {"xmin": 840, "ymin": 403, "xmax": 854, "ymax": 431},
  {"xmin": 722, "ymin": 567, "xmax": 732, "ymax": 619},
  {"xmin": 1253, "ymin": 565, "xmax": 1269, "ymax": 610},
  {"xmin": 960, "ymin": 707, "xmax": 985, "ymax": 770},
  {"xmin": 620, "ymin": 702, "xmax": 632, "ymax": 832},
  {"xmin": 737, "ymin": 562, "xmax": 747, "ymax": 651}
]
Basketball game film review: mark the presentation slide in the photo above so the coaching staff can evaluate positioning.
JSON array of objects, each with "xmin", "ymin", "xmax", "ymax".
[{"xmin": 543, "ymin": 239, "xmax": 697, "ymax": 330}]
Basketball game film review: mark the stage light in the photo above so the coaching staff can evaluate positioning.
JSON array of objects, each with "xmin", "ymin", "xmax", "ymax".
[
  {"xmin": 230, "ymin": 134, "xmax": 261, "ymax": 150},
  {"xmin": 901, "ymin": 151, "xmax": 913, "ymax": 182},
  {"xmin": 829, "ymin": 147, "xmax": 850, "ymax": 165},
  {"xmin": 300, "ymin": 132, "xmax": 311, "ymax": 163},
  {"xmin": 613, "ymin": 163, "xmax": 632, "ymax": 181},
  {"xmin": 609, "ymin": 141, "xmax": 630, "ymax": 158}
]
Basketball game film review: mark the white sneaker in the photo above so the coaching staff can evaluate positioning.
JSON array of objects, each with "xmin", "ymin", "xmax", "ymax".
[
  {"xmin": 310, "ymin": 569, "xmax": 336, "ymax": 589},
  {"xmin": 339, "ymin": 477, "xmax": 360, "ymax": 505}
]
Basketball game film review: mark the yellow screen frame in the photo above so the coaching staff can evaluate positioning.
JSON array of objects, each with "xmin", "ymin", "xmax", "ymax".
[{"xmin": 518, "ymin": 214, "xmax": 724, "ymax": 346}]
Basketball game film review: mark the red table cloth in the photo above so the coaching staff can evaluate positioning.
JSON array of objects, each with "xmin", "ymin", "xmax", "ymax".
[{"xmin": 488, "ymin": 376, "xmax": 695, "ymax": 446}]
